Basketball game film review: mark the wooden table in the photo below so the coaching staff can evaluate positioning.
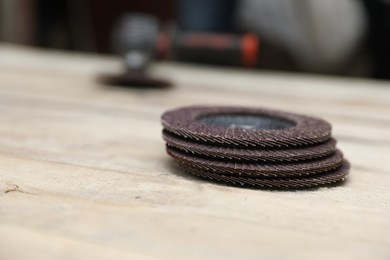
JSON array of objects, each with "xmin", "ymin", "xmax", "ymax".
[{"xmin": 0, "ymin": 44, "xmax": 389, "ymax": 260}]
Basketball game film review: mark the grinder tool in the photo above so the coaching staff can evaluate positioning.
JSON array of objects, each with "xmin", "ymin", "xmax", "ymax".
[{"xmin": 99, "ymin": 13, "xmax": 260, "ymax": 88}]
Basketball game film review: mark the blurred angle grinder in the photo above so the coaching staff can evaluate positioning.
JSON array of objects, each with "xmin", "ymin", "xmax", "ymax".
[{"xmin": 99, "ymin": 13, "xmax": 260, "ymax": 88}]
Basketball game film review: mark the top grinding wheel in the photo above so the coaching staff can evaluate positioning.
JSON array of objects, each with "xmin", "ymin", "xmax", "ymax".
[
  {"xmin": 162, "ymin": 106, "xmax": 332, "ymax": 148},
  {"xmin": 161, "ymin": 106, "xmax": 350, "ymax": 190}
]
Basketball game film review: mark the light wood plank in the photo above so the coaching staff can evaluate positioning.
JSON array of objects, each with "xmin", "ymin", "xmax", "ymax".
[{"xmin": 0, "ymin": 44, "xmax": 389, "ymax": 259}]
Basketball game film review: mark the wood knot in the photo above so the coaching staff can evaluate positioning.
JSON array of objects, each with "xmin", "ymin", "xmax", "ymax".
[{"xmin": 4, "ymin": 184, "xmax": 19, "ymax": 193}]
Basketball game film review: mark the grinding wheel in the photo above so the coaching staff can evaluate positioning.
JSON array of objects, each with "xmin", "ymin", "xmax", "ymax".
[
  {"xmin": 166, "ymin": 146, "xmax": 344, "ymax": 177},
  {"xmin": 163, "ymin": 130, "xmax": 337, "ymax": 162},
  {"xmin": 162, "ymin": 106, "xmax": 332, "ymax": 147},
  {"xmin": 178, "ymin": 160, "xmax": 350, "ymax": 189},
  {"xmin": 161, "ymin": 105, "xmax": 350, "ymax": 190}
]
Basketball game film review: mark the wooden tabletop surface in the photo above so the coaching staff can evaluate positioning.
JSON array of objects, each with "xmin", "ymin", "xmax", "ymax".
[{"xmin": 0, "ymin": 44, "xmax": 389, "ymax": 260}]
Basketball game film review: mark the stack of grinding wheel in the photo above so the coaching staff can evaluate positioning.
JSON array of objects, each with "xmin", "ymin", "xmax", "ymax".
[{"xmin": 161, "ymin": 106, "xmax": 350, "ymax": 190}]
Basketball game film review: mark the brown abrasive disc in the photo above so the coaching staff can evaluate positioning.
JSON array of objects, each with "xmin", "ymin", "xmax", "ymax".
[
  {"xmin": 167, "ymin": 146, "xmax": 344, "ymax": 177},
  {"xmin": 161, "ymin": 105, "xmax": 350, "ymax": 190},
  {"xmin": 161, "ymin": 106, "xmax": 332, "ymax": 148},
  {"xmin": 163, "ymin": 130, "xmax": 337, "ymax": 162},
  {"xmin": 177, "ymin": 160, "xmax": 350, "ymax": 189}
]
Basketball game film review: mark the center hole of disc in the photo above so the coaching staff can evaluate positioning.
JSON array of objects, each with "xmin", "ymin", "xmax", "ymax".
[{"xmin": 200, "ymin": 114, "xmax": 295, "ymax": 130}]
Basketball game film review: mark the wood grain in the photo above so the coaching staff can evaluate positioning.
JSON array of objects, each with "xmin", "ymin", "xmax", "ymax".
[{"xmin": 0, "ymin": 44, "xmax": 389, "ymax": 260}]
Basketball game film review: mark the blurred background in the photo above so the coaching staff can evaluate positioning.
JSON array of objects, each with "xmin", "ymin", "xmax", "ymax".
[{"xmin": 1, "ymin": 0, "xmax": 390, "ymax": 79}]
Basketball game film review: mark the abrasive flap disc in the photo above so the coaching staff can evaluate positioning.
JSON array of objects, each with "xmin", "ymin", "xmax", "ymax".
[{"xmin": 161, "ymin": 106, "xmax": 350, "ymax": 190}]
